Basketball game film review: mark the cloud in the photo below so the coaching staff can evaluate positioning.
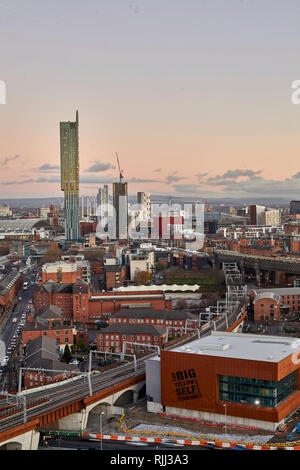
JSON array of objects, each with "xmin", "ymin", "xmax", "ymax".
[
  {"xmin": 206, "ymin": 169, "xmax": 262, "ymax": 184},
  {"xmin": 0, "ymin": 154, "xmax": 21, "ymax": 168},
  {"xmin": 34, "ymin": 163, "xmax": 60, "ymax": 172},
  {"xmin": 1, "ymin": 176, "xmax": 59, "ymax": 185},
  {"xmin": 85, "ymin": 161, "xmax": 115, "ymax": 173},
  {"xmin": 165, "ymin": 171, "xmax": 186, "ymax": 184},
  {"xmin": 128, "ymin": 177, "xmax": 159, "ymax": 183},
  {"xmin": 172, "ymin": 184, "xmax": 201, "ymax": 195},
  {"xmin": 1, "ymin": 174, "xmax": 116, "ymax": 186},
  {"xmin": 196, "ymin": 172, "xmax": 208, "ymax": 182}
]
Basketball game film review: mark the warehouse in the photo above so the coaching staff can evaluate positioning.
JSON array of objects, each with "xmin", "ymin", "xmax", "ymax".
[{"xmin": 145, "ymin": 331, "xmax": 300, "ymax": 431}]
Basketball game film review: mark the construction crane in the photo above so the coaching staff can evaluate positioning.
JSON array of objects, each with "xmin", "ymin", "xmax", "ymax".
[{"xmin": 116, "ymin": 152, "xmax": 124, "ymax": 183}]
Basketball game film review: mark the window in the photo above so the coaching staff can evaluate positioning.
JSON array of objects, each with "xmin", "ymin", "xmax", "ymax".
[{"xmin": 218, "ymin": 372, "xmax": 298, "ymax": 407}]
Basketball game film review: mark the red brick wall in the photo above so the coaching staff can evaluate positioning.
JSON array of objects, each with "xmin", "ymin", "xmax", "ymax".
[
  {"xmin": 34, "ymin": 290, "xmax": 73, "ymax": 319},
  {"xmin": 105, "ymin": 267, "xmax": 127, "ymax": 290},
  {"xmin": 254, "ymin": 297, "xmax": 280, "ymax": 321},
  {"xmin": 22, "ymin": 328, "xmax": 74, "ymax": 347},
  {"xmin": 96, "ymin": 331, "xmax": 165, "ymax": 353}
]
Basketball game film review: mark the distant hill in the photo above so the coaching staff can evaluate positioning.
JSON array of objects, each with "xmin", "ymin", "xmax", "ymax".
[{"xmin": 0, "ymin": 195, "xmax": 291, "ymax": 209}]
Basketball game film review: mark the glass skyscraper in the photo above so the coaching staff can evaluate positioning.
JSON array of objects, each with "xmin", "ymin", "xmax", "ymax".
[{"xmin": 60, "ymin": 111, "xmax": 80, "ymax": 241}]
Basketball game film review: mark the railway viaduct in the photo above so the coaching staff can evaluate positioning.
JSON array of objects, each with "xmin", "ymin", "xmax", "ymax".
[
  {"xmin": 0, "ymin": 373, "xmax": 145, "ymax": 450},
  {"xmin": 213, "ymin": 250, "xmax": 300, "ymax": 287}
]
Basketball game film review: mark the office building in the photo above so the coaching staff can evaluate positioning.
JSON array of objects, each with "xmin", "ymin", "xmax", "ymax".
[
  {"xmin": 113, "ymin": 182, "xmax": 128, "ymax": 239},
  {"xmin": 97, "ymin": 184, "xmax": 109, "ymax": 220},
  {"xmin": 290, "ymin": 201, "xmax": 300, "ymax": 215},
  {"xmin": 250, "ymin": 205, "xmax": 266, "ymax": 225},
  {"xmin": 261, "ymin": 209, "xmax": 280, "ymax": 226},
  {"xmin": 137, "ymin": 192, "xmax": 151, "ymax": 219},
  {"xmin": 146, "ymin": 331, "xmax": 300, "ymax": 431},
  {"xmin": 60, "ymin": 111, "xmax": 80, "ymax": 241}
]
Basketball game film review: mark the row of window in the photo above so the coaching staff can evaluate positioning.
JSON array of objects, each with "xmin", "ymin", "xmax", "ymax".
[
  {"xmin": 219, "ymin": 372, "xmax": 298, "ymax": 408},
  {"xmin": 110, "ymin": 318, "xmax": 182, "ymax": 325}
]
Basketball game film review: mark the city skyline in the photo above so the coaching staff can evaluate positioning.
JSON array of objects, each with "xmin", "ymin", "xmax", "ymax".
[{"xmin": 1, "ymin": 1, "xmax": 300, "ymax": 199}]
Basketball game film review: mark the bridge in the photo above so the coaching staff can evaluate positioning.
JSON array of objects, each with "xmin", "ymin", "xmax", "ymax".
[
  {"xmin": 214, "ymin": 249, "xmax": 300, "ymax": 286},
  {"xmin": 0, "ymin": 264, "xmax": 246, "ymax": 450}
]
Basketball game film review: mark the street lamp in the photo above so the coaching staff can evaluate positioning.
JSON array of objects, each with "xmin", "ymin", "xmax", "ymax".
[
  {"xmin": 223, "ymin": 404, "xmax": 227, "ymax": 436},
  {"xmin": 100, "ymin": 411, "xmax": 105, "ymax": 451}
]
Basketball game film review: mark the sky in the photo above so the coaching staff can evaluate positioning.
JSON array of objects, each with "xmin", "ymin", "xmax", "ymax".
[{"xmin": 1, "ymin": 0, "xmax": 300, "ymax": 199}]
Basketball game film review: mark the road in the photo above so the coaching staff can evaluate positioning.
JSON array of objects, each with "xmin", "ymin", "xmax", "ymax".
[
  {"xmin": 0, "ymin": 267, "xmax": 38, "ymax": 348},
  {"xmin": 38, "ymin": 436, "xmax": 213, "ymax": 451}
]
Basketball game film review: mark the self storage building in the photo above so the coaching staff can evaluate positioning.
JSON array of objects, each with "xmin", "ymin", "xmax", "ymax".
[{"xmin": 146, "ymin": 331, "xmax": 300, "ymax": 430}]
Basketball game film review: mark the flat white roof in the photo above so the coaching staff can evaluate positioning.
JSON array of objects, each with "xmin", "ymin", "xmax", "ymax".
[
  {"xmin": 254, "ymin": 287, "xmax": 300, "ymax": 296},
  {"xmin": 169, "ymin": 332, "xmax": 300, "ymax": 363}
]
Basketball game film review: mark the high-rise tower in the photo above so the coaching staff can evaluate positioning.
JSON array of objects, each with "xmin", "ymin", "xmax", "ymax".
[
  {"xmin": 97, "ymin": 184, "xmax": 109, "ymax": 219},
  {"xmin": 113, "ymin": 182, "xmax": 128, "ymax": 239},
  {"xmin": 60, "ymin": 110, "xmax": 80, "ymax": 241}
]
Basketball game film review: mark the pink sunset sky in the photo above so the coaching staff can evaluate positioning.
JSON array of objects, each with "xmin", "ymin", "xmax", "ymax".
[{"xmin": 1, "ymin": 0, "xmax": 300, "ymax": 199}]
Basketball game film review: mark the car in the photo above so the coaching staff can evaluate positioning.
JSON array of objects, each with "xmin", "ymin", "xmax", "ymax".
[{"xmin": 69, "ymin": 359, "xmax": 80, "ymax": 366}]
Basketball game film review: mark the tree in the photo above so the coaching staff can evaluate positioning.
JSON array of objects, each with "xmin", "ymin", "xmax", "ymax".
[
  {"xmin": 62, "ymin": 344, "xmax": 72, "ymax": 363},
  {"xmin": 83, "ymin": 248, "xmax": 105, "ymax": 260},
  {"xmin": 41, "ymin": 244, "xmax": 62, "ymax": 264},
  {"xmin": 133, "ymin": 269, "xmax": 151, "ymax": 285}
]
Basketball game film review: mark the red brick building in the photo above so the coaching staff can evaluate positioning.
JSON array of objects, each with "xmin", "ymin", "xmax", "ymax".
[
  {"xmin": 35, "ymin": 277, "xmax": 171, "ymax": 323},
  {"xmin": 250, "ymin": 287, "xmax": 300, "ymax": 321},
  {"xmin": 104, "ymin": 265, "xmax": 127, "ymax": 290},
  {"xmin": 97, "ymin": 323, "xmax": 167, "ymax": 353},
  {"xmin": 22, "ymin": 316, "xmax": 75, "ymax": 353},
  {"xmin": 253, "ymin": 292, "xmax": 281, "ymax": 322},
  {"xmin": 23, "ymin": 336, "xmax": 77, "ymax": 389},
  {"xmin": 108, "ymin": 308, "xmax": 197, "ymax": 336},
  {"xmin": 89, "ymin": 290, "xmax": 172, "ymax": 318},
  {"xmin": 0, "ymin": 269, "xmax": 23, "ymax": 314}
]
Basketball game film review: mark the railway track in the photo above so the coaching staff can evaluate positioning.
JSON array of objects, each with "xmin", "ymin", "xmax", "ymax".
[{"xmin": 0, "ymin": 301, "xmax": 245, "ymax": 435}]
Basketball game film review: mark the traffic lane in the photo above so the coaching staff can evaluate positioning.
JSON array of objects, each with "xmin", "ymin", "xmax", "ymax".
[
  {"xmin": 39, "ymin": 436, "xmax": 211, "ymax": 451},
  {"xmin": 0, "ymin": 285, "xmax": 36, "ymax": 355},
  {"xmin": 0, "ymin": 266, "xmax": 37, "ymax": 340}
]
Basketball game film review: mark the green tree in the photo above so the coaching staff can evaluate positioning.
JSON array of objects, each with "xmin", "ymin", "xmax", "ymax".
[{"xmin": 62, "ymin": 344, "xmax": 72, "ymax": 362}]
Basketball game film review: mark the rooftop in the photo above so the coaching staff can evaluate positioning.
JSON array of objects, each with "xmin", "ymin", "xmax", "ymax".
[
  {"xmin": 253, "ymin": 292, "xmax": 281, "ymax": 303},
  {"xmin": 115, "ymin": 308, "xmax": 197, "ymax": 321},
  {"xmin": 98, "ymin": 323, "xmax": 166, "ymax": 336},
  {"xmin": 253, "ymin": 287, "xmax": 300, "ymax": 296},
  {"xmin": 169, "ymin": 331, "xmax": 300, "ymax": 363}
]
